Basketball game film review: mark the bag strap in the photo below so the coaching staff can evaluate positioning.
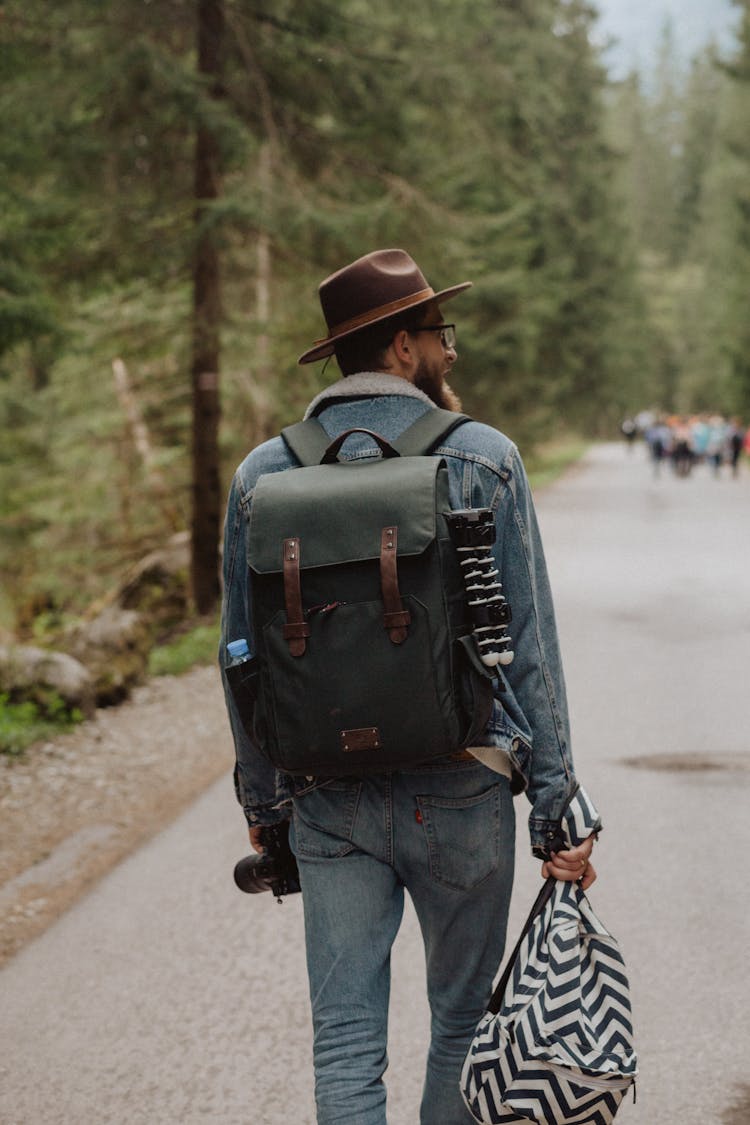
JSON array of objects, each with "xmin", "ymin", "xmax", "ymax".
[
  {"xmin": 321, "ymin": 429, "xmax": 400, "ymax": 464},
  {"xmin": 380, "ymin": 526, "xmax": 411, "ymax": 643},
  {"xmin": 281, "ymin": 408, "xmax": 471, "ymax": 467},
  {"xmin": 391, "ymin": 408, "xmax": 471, "ymax": 456},
  {"xmin": 281, "ymin": 537, "xmax": 310, "ymax": 657},
  {"xmin": 487, "ymin": 876, "xmax": 556, "ymax": 1015},
  {"xmin": 281, "ymin": 419, "xmax": 331, "ymax": 467}
]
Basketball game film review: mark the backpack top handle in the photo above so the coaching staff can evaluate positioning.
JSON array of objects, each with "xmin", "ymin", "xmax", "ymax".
[
  {"xmin": 320, "ymin": 428, "xmax": 400, "ymax": 464},
  {"xmin": 282, "ymin": 408, "xmax": 471, "ymax": 468}
]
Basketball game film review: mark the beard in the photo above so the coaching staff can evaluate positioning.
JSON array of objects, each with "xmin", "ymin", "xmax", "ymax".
[{"xmin": 414, "ymin": 360, "xmax": 463, "ymax": 412}]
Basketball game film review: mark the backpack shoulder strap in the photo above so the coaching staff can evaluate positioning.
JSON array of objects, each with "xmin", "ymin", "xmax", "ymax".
[
  {"xmin": 282, "ymin": 408, "xmax": 472, "ymax": 465},
  {"xmin": 280, "ymin": 418, "xmax": 332, "ymax": 467},
  {"xmin": 392, "ymin": 408, "xmax": 472, "ymax": 457}
]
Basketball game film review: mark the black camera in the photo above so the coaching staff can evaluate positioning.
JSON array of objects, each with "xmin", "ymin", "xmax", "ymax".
[{"xmin": 233, "ymin": 820, "xmax": 301, "ymax": 900}]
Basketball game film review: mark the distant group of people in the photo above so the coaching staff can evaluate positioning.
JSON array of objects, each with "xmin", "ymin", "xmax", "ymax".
[{"xmin": 621, "ymin": 412, "xmax": 747, "ymax": 478}]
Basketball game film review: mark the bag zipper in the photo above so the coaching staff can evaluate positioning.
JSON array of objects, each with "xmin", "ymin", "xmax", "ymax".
[{"xmin": 541, "ymin": 1060, "xmax": 635, "ymax": 1093}]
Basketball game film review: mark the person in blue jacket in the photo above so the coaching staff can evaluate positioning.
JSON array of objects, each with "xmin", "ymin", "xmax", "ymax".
[{"xmin": 220, "ymin": 249, "xmax": 597, "ymax": 1125}]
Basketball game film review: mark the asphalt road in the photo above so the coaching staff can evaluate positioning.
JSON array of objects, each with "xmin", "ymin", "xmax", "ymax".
[{"xmin": 2, "ymin": 442, "xmax": 749, "ymax": 1125}]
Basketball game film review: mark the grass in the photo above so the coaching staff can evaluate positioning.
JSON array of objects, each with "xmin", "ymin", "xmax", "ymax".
[
  {"xmin": 525, "ymin": 434, "xmax": 589, "ymax": 490},
  {"xmin": 1, "ymin": 621, "xmax": 220, "ymax": 756},
  {"xmin": 0, "ymin": 694, "xmax": 83, "ymax": 757},
  {"xmin": 147, "ymin": 619, "xmax": 221, "ymax": 677}
]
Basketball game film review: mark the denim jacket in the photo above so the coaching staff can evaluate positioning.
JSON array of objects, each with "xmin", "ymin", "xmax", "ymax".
[{"xmin": 219, "ymin": 373, "xmax": 580, "ymax": 854}]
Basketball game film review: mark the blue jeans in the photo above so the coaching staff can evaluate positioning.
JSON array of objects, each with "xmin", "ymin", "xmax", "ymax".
[{"xmin": 290, "ymin": 758, "xmax": 515, "ymax": 1125}]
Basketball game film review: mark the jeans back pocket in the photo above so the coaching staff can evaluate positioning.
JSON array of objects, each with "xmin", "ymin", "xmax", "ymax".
[
  {"xmin": 291, "ymin": 779, "xmax": 363, "ymax": 859},
  {"xmin": 416, "ymin": 782, "xmax": 507, "ymax": 891}
]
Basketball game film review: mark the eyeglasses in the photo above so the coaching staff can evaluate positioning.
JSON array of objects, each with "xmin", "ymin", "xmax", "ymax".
[{"xmin": 411, "ymin": 323, "xmax": 457, "ymax": 350}]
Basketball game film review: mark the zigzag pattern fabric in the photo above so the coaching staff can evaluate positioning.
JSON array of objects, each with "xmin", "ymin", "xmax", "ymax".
[
  {"xmin": 461, "ymin": 788, "xmax": 637, "ymax": 1124},
  {"xmin": 559, "ymin": 786, "xmax": 601, "ymax": 850}
]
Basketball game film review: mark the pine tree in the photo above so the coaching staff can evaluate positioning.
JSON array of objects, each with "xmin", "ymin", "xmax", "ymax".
[
  {"xmin": 0, "ymin": 0, "xmax": 667, "ymax": 627},
  {"xmin": 716, "ymin": 0, "xmax": 750, "ymax": 413},
  {"xmin": 191, "ymin": 0, "xmax": 225, "ymax": 615}
]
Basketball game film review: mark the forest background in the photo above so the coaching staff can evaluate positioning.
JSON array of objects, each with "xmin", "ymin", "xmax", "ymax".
[{"xmin": 1, "ymin": 0, "xmax": 750, "ymax": 652}]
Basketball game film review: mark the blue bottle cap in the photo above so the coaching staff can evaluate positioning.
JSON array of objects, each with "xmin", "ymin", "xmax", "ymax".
[{"xmin": 227, "ymin": 639, "xmax": 250, "ymax": 659}]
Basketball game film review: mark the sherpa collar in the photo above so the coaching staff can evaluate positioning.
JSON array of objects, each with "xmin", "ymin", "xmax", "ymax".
[{"xmin": 303, "ymin": 372, "xmax": 435, "ymax": 420}]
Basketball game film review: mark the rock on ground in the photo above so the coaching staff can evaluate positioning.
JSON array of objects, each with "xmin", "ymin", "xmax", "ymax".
[{"xmin": 0, "ymin": 644, "xmax": 94, "ymax": 715}]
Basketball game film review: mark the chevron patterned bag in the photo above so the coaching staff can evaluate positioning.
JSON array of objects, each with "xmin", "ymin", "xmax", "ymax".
[{"xmin": 461, "ymin": 788, "xmax": 637, "ymax": 1124}]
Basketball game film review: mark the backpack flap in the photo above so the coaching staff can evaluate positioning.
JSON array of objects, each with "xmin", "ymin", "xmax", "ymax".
[{"xmin": 247, "ymin": 456, "xmax": 441, "ymax": 573}]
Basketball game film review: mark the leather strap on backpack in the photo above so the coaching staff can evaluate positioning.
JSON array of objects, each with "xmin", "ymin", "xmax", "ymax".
[
  {"xmin": 282, "ymin": 538, "xmax": 310, "ymax": 656},
  {"xmin": 380, "ymin": 526, "xmax": 411, "ymax": 644}
]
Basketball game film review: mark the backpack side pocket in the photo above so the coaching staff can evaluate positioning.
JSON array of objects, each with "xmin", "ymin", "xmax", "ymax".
[{"xmin": 454, "ymin": 633, "xmax": 496, "ymax": 747}]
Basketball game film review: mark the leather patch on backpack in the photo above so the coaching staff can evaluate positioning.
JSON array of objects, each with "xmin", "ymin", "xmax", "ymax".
[{"xmin": 340, "ymin": 727, "xmax": 381, "ymax": 752}]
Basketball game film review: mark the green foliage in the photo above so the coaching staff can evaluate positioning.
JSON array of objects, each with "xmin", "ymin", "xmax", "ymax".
[
  {"xmin": 0, "ymin": 692, "xmax": 83, "ymax": 757},
  {"xmin": 148, "ymin": 620, "xmax": 221, "ymax": 677},
  {"xmin": 525, "ymin": 436, "xmax": 591, "ymax": 491},
  {"xmin": 5, "ymin": 0, "xmax": 745, "ymax": 630},
  {"xmin": 0, "ymin": 284, "xmax": 192, "ymax": 625},
  {"xmin": 606, "ymin": 8, "xmax": 750, "ymax": 417}
]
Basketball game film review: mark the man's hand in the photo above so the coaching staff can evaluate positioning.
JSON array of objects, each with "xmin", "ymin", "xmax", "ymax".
[
  {"xmin": 249, "ymin": 826, "xmax": 265, "ymax": 854},
  {"xmin": 541, "ymin": 835, "xmax": 597, "ymax": 890}
]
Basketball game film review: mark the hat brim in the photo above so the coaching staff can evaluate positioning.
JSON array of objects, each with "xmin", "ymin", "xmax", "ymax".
[{"xmin": 297, "ymin": 281, "xmax": 472, "ymax": 365}]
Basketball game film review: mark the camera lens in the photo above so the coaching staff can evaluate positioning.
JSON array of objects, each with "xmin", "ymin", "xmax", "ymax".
[{"xmin": 233, "ymin": 853, "xmax": 275, "ymax": 893}]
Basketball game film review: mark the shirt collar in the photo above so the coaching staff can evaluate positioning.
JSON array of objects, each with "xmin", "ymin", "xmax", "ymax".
[{"xmin": 304, "ymin": 372, "xmax": 435, "ymax": 419}]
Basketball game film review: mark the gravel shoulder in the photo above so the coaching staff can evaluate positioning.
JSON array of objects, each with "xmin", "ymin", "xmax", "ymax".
[{"xmin": 0, "ymin": 664, "xmax": 232, "ymax": 967}]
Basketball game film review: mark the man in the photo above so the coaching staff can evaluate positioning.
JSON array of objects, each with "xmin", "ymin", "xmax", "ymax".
[{"xmin": 220, "ymin": 249, "xmax": 596, "ymax": 1125}]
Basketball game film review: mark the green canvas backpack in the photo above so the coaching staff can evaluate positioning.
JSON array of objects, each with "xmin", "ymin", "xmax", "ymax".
[{"xmin": 226, "ymin": 408, "xmax": 501, "ymax": 777}]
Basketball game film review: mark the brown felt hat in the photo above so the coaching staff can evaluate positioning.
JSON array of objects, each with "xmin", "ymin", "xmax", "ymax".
[{"xmin": 298, "ymin": 248, "xmax": 472, "ymax": 365}]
